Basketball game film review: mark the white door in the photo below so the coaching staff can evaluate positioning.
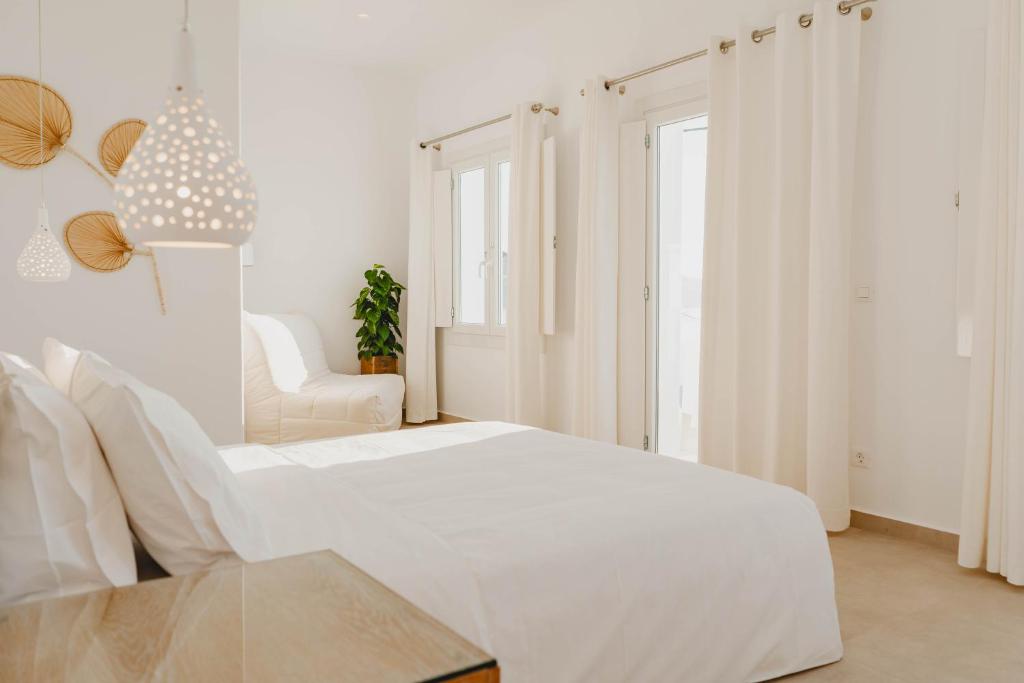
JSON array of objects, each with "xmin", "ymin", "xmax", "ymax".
[{"xmin": 645, "ymin": 103, "xmax": 708, "ymax": 460}]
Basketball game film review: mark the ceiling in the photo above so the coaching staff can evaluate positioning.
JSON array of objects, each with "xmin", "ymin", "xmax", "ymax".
[{"xmin": 241, "ymin": 0, "xmax": 566, "ymax": 73}]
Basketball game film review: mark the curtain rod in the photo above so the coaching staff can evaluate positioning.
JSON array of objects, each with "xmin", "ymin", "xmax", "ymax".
[
  {"xmin": 419, "ymin": 103, "xmax": 560, "ymax": 150},
  {"xmin": 594, "ymin": 0, "xmax": 876, "ymax": 94}
]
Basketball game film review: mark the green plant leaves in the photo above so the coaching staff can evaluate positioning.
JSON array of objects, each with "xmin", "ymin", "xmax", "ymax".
[{"xmin": 351, "ymin": 264, "xmax": 405, "ymax": 360}]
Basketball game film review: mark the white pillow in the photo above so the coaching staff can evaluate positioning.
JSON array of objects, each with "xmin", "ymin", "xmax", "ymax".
[
  {"xmin": 42, "ymin": 336, "xmax": 80, "ymax": 395},
  {"xmin": 64, "ymin": 347, "xmax": 268, "ymax": 575},
  {"xmin": 0, "ymin": 353, "xmax": 136, "ymax": 606}
]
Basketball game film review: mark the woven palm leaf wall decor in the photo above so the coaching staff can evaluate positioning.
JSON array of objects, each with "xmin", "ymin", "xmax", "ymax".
[
  {"xmin": 0, "ymin": 75, "xmax": 112, "ymax": 187},
  {"xmin": 64, "ymin": 211, "xmax": 132, "ymax": 272},
  {"xmin": 2, "ymin": 75, "xmax": 166, "ymax": 313},
  {"xmin": 98, "ymin": 119, "xmax": 146, "ymax": 177},
  {"xmin": 64, "ymin": 211, "xmax": 167, "ymax": 315}
]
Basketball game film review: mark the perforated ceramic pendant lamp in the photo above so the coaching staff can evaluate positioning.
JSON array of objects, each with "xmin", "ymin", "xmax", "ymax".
[
  {"xmin": 17, "ymin": 207, "xmax": 70, "ymax": 281},
  {"xmin": 113, "ymin": 8, "xmax": 257, "ymax": 248},
  {"xmin": 17, "ymin": 0, "xmax": 70, "ymax": 283}
]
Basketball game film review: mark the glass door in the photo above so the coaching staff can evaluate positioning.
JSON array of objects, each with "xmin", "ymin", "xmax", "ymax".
[{"xmin": 646, "ymin": 106, "xmax": 708, "ymax": 460}]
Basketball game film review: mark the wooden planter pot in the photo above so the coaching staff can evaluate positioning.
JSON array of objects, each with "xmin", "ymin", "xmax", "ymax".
[{"xmin": 360, "ymin": 355, "xmax": 398, "ymax": 375}]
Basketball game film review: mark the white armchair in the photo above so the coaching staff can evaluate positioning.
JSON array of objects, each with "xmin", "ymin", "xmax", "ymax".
[{"xmin": 243, "ymin": 312, "xmax": 405, "ymax": 444}]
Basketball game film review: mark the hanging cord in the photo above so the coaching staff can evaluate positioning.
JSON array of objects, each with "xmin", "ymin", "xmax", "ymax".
[
  {"xmin": 136, "ymin": 248, "xmax": 168, "ymax": 315},
  {"xmin": 183, "ymin": 0, "xmax": 190, "ymax": 31},
  {"xmin": 149, "ymin": 250, "xmax": 167, "ymax": 315},
  {"xmin": 37, "ymin": 0, "xmax": 44, "ymax": 209}
]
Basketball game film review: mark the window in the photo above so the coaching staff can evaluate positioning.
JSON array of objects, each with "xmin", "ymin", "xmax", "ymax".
[
  {"xmin": 437, "ymin": 140, "xmax": 553, "ymax": 336},
  {"xmin": 452, "ymin": 151, "xmax": 510, "ymax": 334},
  {"xmin": 456, "ymin": 166, "xmax": 486, "ymax": 325}
]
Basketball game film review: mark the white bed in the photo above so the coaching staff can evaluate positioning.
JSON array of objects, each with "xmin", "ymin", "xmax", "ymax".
[{"xmin": 220, "ymin": 422, "xmax": 842, "ymax": 682}]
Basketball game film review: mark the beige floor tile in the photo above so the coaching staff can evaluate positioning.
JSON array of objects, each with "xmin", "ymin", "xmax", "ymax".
[{"xmin": 779, "ymin": 528, "xmax": 1024, "ymax": 682}]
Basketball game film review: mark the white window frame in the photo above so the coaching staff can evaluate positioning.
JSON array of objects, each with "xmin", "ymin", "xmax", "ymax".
[
  {"xmin": 493, "ymin": 152, "xmax": 511, "ymax": 331},
  {"xmin": 450, "ymin": 149, "xmax": 510, "ymax": 336}
]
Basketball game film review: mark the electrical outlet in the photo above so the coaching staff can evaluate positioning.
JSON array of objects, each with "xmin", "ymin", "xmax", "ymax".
[{"xmin": 850, "ymin": 450, "xmax": 871, "ymax": 469}]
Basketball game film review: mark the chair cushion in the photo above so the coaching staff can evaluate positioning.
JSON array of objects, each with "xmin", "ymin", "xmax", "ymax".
[
  {"xmin": 279, "ymin": 373, "xmax": 404, "ymax": 437},
  {"xmin": 245, "ymin": 312, "xmax": 330, "ymax": 392}
]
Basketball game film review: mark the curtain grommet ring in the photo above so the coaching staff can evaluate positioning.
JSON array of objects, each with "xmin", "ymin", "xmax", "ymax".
[
  {"xmin": 719, "ymin": 41, "xmax": 730, "ymax": 54},
  {"xmin": 838, "ymin": 1, "xmax": 853, "ymax": 16},
  {"xmin": 799, "ymin": 14, "xmax": 813, "ymax": 28},
  {"xmin": 751, "ymin": 30, "xmax": 763, "ymax": 44}
]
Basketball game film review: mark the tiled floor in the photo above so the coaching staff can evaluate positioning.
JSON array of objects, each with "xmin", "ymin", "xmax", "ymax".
[{"xmin": 783, "ymin": 528, "xmax": 1024, "ymax": 682}]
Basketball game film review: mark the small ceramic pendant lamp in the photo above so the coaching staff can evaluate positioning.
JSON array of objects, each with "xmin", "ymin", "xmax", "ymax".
[{"xmin": 17, "ymin": 0, "xmax": 71, "ymax": 283}]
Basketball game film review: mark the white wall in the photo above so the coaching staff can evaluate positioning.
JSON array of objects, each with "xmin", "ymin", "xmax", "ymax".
[
  {"xmin": 240, "ymin": 2, "xmax": 414, "ymax": 375},
  {"xmin": 0, "ymin": 0, "xmax": 244, "ymax": 444},
  {"xmin": 410, "ymin": 0, "xmax": 985, "ymax": 532},
  {"xmin": 848, "ymin": 0, "xmax": 983, "ymax": 533}
]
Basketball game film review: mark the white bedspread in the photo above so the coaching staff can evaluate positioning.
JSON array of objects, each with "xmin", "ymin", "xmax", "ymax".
[{"xmin": 220, "ymin": 422, "xmax": 842, "ymax": 682}]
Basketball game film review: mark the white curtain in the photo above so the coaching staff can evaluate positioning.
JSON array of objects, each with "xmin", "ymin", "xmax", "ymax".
[
  {"xmin": 571, "ymin": 77, "xmax": 619, "ymax": 443},
  {"xmin": 506, "ymin": 104, "xmax": 546, "ymax": 426},
  {"xmin": 958, "ymin": 0, "xmax": 1024, "ymax": 586},
  {"xmin": 699, "ymin": 2, "xmax": 862, "ymax": 531},
  {"xmin": 405, "ymin": 144, "xmax": 439, "ymax": 423}
]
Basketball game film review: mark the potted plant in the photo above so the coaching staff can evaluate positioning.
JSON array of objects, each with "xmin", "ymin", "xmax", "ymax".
[{"xmin": 351, "ymin": 264, "xmax": 404, "ymax": 374}]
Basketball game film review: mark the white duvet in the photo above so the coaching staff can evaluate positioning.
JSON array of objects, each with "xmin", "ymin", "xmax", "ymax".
[{"xmin": 220, "ymin": 422, "xmax": 842, "ymax": 682}]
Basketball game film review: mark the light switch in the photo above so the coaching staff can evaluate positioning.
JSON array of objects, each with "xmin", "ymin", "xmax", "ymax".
[{"xmin": 855, "ymin": 285, "xmax": 872, "ymax": 302}]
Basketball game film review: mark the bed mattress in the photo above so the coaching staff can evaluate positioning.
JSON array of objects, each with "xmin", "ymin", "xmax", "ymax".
[{"xmin": 220, "ymin": 422, "xmax": 842, "ymax": 682}]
